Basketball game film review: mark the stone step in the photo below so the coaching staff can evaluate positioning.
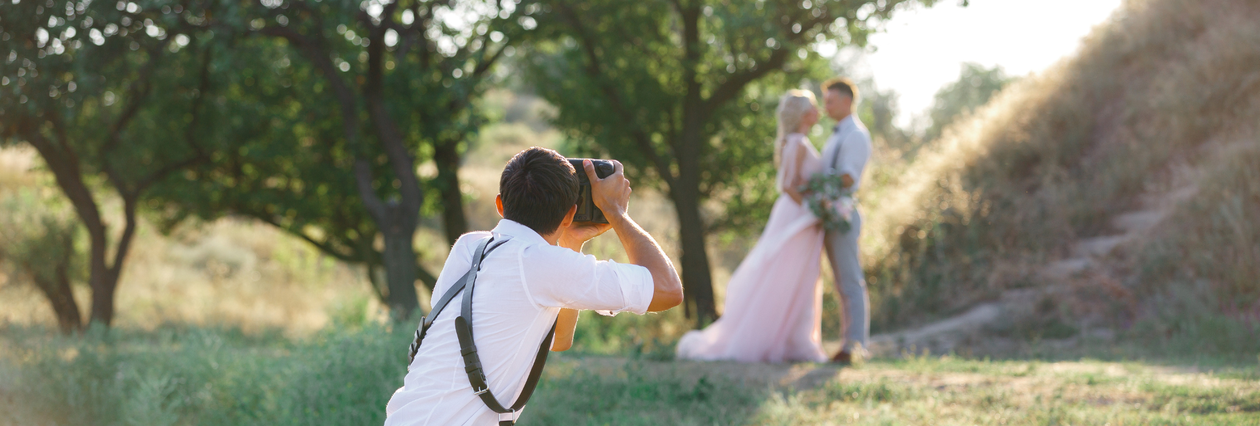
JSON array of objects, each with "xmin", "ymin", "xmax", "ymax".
[
  {"xmin": 1044, "ymin": 258, "xmax": 1092, "ymax": 279},
  {"xmin": 868, "ymin": 303, "xmax": 1002, "ymax": 355},
  {"xmin": 1073, "ymin": 235, "xmax": 1129, "ymax": 257},
  {"xmin": 1111, "ymin": 210, "xmax": 1166, "ymax": 233}
]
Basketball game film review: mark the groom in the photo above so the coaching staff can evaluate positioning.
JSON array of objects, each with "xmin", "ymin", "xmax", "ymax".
[{"xmin": 820, "ymin": 77, "xmax": 871, "ymax": 364}]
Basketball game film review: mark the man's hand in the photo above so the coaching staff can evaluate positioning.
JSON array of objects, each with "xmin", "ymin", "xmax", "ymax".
[
  {"xmin": 557, "ymin": 222, "xmax": 612, "ymax": 253},
  {"xmin": 840, "ymin": 173, "xmax": 855, "ymax": 189},
  {"xmin": 583, "ymin": 159, "xmax": 632, "ymax": 221}
]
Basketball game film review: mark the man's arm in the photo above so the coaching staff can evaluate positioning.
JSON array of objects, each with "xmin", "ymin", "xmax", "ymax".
[
  {"xmin": 839, "ymin": 132, "xmax": 871, "ymax": 190},
  {"xmin": 583, "ymin": 160, "xmax": 684, "ymax": 312},
  {"xmin": 550, "ymin": 308, "xmax": 579, "ymax": 351},
  {"xmin": 551, "ymin": 225, "xmax": 613, "ymax": 352}
]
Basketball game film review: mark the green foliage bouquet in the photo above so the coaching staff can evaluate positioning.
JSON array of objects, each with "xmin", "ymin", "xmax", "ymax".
[{"xmin": 799, "ymin": 173, "xmax": 855, "ymax": 233}]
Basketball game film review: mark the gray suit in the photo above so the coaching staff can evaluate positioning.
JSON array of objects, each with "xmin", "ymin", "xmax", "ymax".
[{"xmin": 821, "ymin": 115, "xmax": 871, "ymax": 354}]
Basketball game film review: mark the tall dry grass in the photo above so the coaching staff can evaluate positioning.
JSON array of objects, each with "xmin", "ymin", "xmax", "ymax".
[
  {"xmin": 1132, "ymin": 128, "xmax": 1260, "ymax": 357},
  {"xmin": 0, "ymin": 147, "xmax": 376, "ymax": 335},
  {"xmin": 860, "ymin": 0, "xmax": 1260, "ymax": 331}
]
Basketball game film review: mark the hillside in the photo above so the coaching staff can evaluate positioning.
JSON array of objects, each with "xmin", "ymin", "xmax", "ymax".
[{"xmin": 859, "ymin": 0, "xmax": 1260, "ymax": 360}]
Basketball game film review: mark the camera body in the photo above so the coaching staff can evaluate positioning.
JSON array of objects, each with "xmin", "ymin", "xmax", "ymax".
[{"xmin": 568, "ymin": 158, "xmax": 615, "ymax": 224}]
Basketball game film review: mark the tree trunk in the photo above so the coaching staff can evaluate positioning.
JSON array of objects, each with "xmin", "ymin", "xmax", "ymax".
[
  {"xmin": 433, "ymin": 138, "xmax": 469, "ymax": 245},
  {"xmin": 673, "ymin": 44, "xmax": 718, "ymax": 325},
  {"xmin": 670, "ymin": 185, "xmax": 718, "ymax": 325},
  {"xmin": 382, "ymin": 206, "xmax": 420, "ymax": 320},
  {"xmin": 20, "ymin": 218, "xmax": 84, "ymax": 333},
  {"xmin": 88, "ymin": 196, "xmax": 139, "ymax": 327},
  {"xmin": 26, "ymin": 138, "xmax": 122, "ymax": 327},
  {"xmin": 88, "ymin": 261, "xmax": 118, "ymax": 326},
  {"xmin": 26, "ymin": 133, "xmax": 121, "ymax": 327},
  {"xmin": 30, "ymin": 264, "xmax": 83, "ymax": 334}
]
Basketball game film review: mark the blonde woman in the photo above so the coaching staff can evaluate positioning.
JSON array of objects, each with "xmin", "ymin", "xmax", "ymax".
[{"xmin": 676, "ymin": 90, "xmax": 828, "ymax": 363}]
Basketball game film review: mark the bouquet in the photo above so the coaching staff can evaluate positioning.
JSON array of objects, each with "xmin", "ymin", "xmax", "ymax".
[{"xmin": 798, "ymin": 172, "xmax": 855, "ymax": 232}]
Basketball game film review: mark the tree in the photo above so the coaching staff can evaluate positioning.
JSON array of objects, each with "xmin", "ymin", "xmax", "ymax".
[
  {"xmin": 0, "ymin": 0, "xmax": 224, "ymax": 326},
  {"xmin": 145, "ymin": 0, "xmax": 539, "ymax": 319},
  {"xmin": 523, "ymin": 0, "xmax": 933, "ymax": 324},
  {"xmin": 143, "ymin": 33, "xmax": 440, "ymax": 308},
  {"xmin": 924, "ymin": 62, "xmax": 1012, "ymax": 142}
]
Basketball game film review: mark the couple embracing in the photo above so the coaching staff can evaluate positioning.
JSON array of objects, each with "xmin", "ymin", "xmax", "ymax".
[{"xmin": 677, "ymin": 77, "xmax": 871, "ymax": 364}]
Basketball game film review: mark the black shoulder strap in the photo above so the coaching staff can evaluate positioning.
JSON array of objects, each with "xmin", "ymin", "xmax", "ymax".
[
  {"xmin": 408, "ymin": 237, "xmax": 506, "ymax": 364},
  {"xmin": 405, "ymin": 235, "xmax": 555, "ymax": 425},
  {"xmin": 454, "ymin": 244, "xmax": 556, "ymax": 425}
]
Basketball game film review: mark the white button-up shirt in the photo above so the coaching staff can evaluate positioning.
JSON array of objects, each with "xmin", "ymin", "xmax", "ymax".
[
  {"xmin": 821, "ymin": 115, "xmax": 872, "ymax": 192},
  {"xmin": 384, "ymin": 219, "xmax": 654, "ymax": 426}
]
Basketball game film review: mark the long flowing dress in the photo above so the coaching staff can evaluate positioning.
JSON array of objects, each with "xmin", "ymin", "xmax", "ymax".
[{"xmin": 676, "ymin": 133, "xmax": 827, "ymax": 363}]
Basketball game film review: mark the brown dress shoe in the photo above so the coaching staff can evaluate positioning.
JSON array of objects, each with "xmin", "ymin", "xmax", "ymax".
[{"xmin": 830, "ymin": 350, "xmax": 852, "ymax": 365}]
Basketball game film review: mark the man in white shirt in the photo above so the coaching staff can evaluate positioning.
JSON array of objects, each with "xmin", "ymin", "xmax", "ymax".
[
  {"xmin": 819, "ymin": 77, "xmax": 872, "ymax": 364},
  {"xmin": 384, "ymin": 147, "xmax": 684, "ymax": 425}
]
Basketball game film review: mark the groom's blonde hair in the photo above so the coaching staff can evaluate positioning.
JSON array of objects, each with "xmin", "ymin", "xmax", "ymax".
[{"xmin": 823, "ymin": 77, "xmax": 859, "ymax": 101}]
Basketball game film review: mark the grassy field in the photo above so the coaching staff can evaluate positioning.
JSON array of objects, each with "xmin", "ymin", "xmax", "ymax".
[{"xmin": 2, "ymin": 323, "xmax": 1256, "ymax": 426}]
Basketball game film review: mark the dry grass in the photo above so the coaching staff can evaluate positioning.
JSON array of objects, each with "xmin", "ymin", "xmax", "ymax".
[
  {"xmin": 859, "ymin": 0, "xmax": 1260, "ymax": 332},
  {"xmin": 0, "ymin": 147, "xmax": 375, "ymax": 335},
  {"xmin": 1129, "ymin": 128, "xmax": 1260, "ymax": 354}
]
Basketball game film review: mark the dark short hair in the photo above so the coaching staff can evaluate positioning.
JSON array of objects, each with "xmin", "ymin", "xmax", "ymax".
[
  {"xmin": 499, "ymin": 147, "xmax": 579, "ymax": 235},
  {"xmin": 823, "ymin": 77, "xmax": 859, "ymax": 101}
]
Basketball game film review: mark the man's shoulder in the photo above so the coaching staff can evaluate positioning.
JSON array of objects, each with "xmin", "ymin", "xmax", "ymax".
[
  {"xmin": 454, "ymin": 231, "xmax": 494, "ymax": 247},
  {"xmin": 520, "ymin": 241, "xmax": 589, "ymax": 264},
  {"xmin": 849, "ymin": 118, "xmax": 872, "ymax": 140},
  {"xmin": 448, "ymin": 231, "xmax": 494, "ymax": 259}
]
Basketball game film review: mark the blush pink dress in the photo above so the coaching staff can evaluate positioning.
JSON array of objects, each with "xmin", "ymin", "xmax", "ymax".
[{"xmin": 676, "ymin": 133, "xmax": 827, "ymax": 363}]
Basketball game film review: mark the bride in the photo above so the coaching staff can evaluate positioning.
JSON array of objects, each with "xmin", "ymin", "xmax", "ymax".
[{"xmin": 676, "ymin": 90, "xmax": 828, "ymax": 363}]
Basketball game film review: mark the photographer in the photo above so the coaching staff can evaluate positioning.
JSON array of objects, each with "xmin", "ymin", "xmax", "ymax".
[{"xmin": 384, "ymin": 147, "xmax": 684, "ymax": 426}]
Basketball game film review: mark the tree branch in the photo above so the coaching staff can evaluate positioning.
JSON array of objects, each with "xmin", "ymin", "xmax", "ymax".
[
  {"xmin": 107, "ymin": 195, "xmax": 139, "ymax": 277},
  {"xmin": 21, "ymin": 126, "xmax": 106, "ymax": 241},
  {"xmin": 251, "ymin": 213, "xmax": 360, "ymax": 263},
  {"xmin": 555, "ymin": 3, "xmax": 678, "ymax": 189},
  {"xmin": 101, "ymin": 43, "xmax": 165, "ymax": 194},
  {"xmin": 255, "ymin": 23, "xmax": 389, "ymax": 223},
  {"xmin": 703, "ymin": 47, "xmax": 789, "ymax": 114},
  {"xmin": 363, "ymin": 6, "xmax": 423, "ymax": 217}
]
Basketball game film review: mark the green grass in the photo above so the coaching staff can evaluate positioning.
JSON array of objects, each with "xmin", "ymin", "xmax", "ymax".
[
  {"xmin": 752, "ymin": 357, "xmax": 1260, "ymax": 425},
  {"xmin": 3, "ymin": 324, "xmax": 1257, "ymax": 426}
]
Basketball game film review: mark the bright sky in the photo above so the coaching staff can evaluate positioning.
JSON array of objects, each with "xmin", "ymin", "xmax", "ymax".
[{"xmin": 843, "ymin": 0, "xmax": 1124, "ymax": 126}]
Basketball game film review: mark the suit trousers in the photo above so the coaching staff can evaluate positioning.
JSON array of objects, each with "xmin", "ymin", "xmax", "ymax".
[{"xmin": 824, "ymin": 209, "xmax": 869, "ymax": 353}]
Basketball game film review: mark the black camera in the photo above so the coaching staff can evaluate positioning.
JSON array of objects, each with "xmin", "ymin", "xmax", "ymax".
[{"xmin": 568, "ymin": 158, "xmax": 615, "ymax": 223}]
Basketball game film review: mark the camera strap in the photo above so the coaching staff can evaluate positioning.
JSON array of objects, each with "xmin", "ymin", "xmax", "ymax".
[
  {"xmin": 409, "ymin": 237, "xmax": 508, "ymax": 365},
  {"xmin": 407, "ymin": 236, "xmax": 556, "ymax": 426}
]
